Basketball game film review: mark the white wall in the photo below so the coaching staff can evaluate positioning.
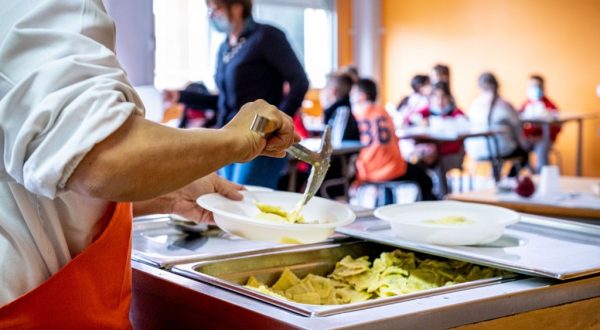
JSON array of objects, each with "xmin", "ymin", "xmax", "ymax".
[
  {"xmin": 351, "ymin": 0, "xmax": 382, "ymax": 82},
  {"xmin": 104, "ymin": 0, "xmax": 156, "ymax": 86}
]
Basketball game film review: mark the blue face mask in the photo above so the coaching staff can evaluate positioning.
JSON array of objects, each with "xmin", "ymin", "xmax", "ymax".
[
  {"xmin": 527, "ymin": 86, "xmax": 543, "ymax": 101},
  {"xmin": 431, "ymin": 104, "xmax": 453, "ymax": 116},
  {"xmin": 209, "ymin": 15, "xmax": 232, "ymax": 34}
]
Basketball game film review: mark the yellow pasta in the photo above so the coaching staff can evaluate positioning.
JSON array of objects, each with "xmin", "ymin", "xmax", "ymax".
[
  {"xmin": 254, "ymin": 202, "xmax": 306, "ymax": 224},
  {"xmin": 245, "ymin": 249, "xmax": 507, "ymax": 305}
]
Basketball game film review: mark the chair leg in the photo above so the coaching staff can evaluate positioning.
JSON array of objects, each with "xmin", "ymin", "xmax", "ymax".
[
  {"xmin": 377, "ymin": 185, "xmax": 385, "ymax": 207},
  {"xmin": 492, "ymin": 160, "xmax": 502, "ymax": 182},
  {"xmin": 550, "ymin": 148, "xmax": 562, "ymax": 170},
  {"xmin": 390, "ymin": 187, "xmax": 397, "ymax": 205}
]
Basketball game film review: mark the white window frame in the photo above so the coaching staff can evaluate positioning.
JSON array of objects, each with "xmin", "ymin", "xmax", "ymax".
[{"xmin": 153, "ymin": 0, "xmax": 337, "ymax": 90}]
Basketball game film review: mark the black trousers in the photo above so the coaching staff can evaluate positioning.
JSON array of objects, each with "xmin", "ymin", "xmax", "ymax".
[
  {"xmin": 504, "ymin": 146, "xmax": 530, "ymax": 177},
  {"xmin": 391, "ymin": 163, "xmax": 437, "ymax": 201}
]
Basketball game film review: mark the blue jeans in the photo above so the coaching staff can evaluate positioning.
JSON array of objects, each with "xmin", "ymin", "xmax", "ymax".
[
  {"xmin": 218, "ymin": 156, "xmax": 288, "ymax": 189},
  {"xmin": 533, "ymin": 140, "xmax": 551, "ymax": 172}
]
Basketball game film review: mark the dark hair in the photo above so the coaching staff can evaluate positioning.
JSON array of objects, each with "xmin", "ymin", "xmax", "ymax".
[
  {"xmin": 410, "ymin": 75, "xmax": 430, "ymax": 93},
  {"xmin": 478, "ymin": 72, "xmax": 499, "ymax": 93},
  {"xmin": 431, "ymin": 81, "xmax": 455, "ymax": 110},
  {"xmin": 208, "ymin": 0, "xmax": 253, "ymax": 19},
  {"xmin": 432, "ymin": 64, "xmax": 450, "ymax": 78},
  {"xmin": 356, "ymin": 78, "xmax": 378, "ymax": 102},
  {"xmin": 340, "ymin": 65, "xmax": 359, "ymax": 83},
  {"xmin": 327, "ymin": 73, "xmax": 354, "ymax": 98},
  {"xmin": 529, "ymin": 74, "xmax": 545, "ymax": 89},
  {"xmin": 184, "ymin": 82, "xmax": 210, "ymax": 94},
  {"xmin": 478, "ymin": 72, "xmax": 499, "ymax": 126},
  {"xmin": 431, "ymin": 81, "xmax": 451, "ymax": 97}
]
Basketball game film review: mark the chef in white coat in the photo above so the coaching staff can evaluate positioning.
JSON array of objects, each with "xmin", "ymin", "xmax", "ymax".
[{"xmin": 0, "ymin": 0, "xmax": 298, "ymax": 328}]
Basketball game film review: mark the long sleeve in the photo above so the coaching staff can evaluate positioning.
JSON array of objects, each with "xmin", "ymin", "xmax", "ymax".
[
  {"xmin": 260, "ymin": 28, "xmax": 309, "ymax": 117},
  {"xmin": 0, "ymin": 0, "xmax": 143, "ymax": 199}
]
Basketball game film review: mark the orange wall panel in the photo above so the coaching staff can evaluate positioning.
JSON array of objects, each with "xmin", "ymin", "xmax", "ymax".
[
  {"xmin": 337, "ymin": 0, "xmax": 354, "ymax": 67},
  {"xmin": 382, "ymin": 0, "xmax": 600, "ymax": 177}
]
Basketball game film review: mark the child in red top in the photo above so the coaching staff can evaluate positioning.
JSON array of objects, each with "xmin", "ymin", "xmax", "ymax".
[
  {"xmin": 519, "ymin": 75, "xmax": 560, "ymax": 170},
  {"xmin": 519, "ymin": 75, "xmax": 560, "ymax": 139},
  {"xmin": 405, "ymin": 82, "xmax": 467, "ymax": 166},
  {"xmin": 351, "ymin": 79, "xmax": 436, "ymax": 201}
]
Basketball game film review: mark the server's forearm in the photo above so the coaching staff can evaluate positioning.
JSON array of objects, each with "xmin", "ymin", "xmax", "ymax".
[{"xmin": 66, "ymin": 115, "xmax": 244, "ymax": 201}]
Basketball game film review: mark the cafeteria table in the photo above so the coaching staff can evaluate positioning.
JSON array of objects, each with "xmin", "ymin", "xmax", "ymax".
[
  {"xmin": 447, "ymin": 175, "xmax": 600, "ymax": 220},
  {"xmin": 397, "ymin": 125, "xmax": 508, "ymax": 195},
  {"xmin": 521, "ymin": 112, "xmax": 598, "ymax": 176}
]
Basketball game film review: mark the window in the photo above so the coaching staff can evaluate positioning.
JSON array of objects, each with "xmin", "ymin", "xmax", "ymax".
[{"xmin": 153, "ymin": 0, "xmax": 336, "ymax": 90}]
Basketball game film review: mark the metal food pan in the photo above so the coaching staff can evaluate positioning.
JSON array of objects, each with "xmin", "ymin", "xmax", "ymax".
[
  {"xmin": 337, "ymin": 214, "xmax": 600, "ymax": 280},
  {"xmin": 172, "ymin": 241, "xmax": 512, "ymax": 317},
  {"xmin": 131, "ymin": 215, "xmax": 350, "ymax": 268}
]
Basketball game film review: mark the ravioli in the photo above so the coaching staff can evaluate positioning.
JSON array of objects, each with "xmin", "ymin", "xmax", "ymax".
[{"xmin": 244, "ymin": 249, "xmax": 507, "ymax": 306}]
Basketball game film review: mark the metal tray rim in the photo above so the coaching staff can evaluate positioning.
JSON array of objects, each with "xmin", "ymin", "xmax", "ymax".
[
  {"xmin": 132, "ymin": 216, "xmax": 353, "ymax": 268},
  {"xmin": 171, "ymin": 242, "xmax": 514, "ymax": 317},
  {"xmin": 336, "ymin": 214, "xmax": 600, "ymax": 280}
]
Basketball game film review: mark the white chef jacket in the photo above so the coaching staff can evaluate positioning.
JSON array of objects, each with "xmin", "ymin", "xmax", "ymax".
[{"xmin": 0, "ymin": 0, "xmax": 143, "ymax": 305}]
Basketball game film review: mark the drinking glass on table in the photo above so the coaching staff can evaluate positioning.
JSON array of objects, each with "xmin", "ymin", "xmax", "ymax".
[{"xmin": 538, "ymin": 165, "xmax": 560, "ymax": 196}]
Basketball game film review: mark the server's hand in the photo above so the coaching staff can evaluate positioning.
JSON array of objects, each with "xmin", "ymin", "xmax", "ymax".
[
  {"xmin": 132, "ymin": 173, "xmax": 244, "ymax": 223},
  {"xmin": 223, "ymin": 99, "xmax": 300, "ymax": 162}
]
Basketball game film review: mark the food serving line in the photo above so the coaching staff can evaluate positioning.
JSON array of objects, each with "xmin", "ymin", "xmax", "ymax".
[
  {"xmin": 130, "ymin": 211, "xmax": 600, "ymax": 329},
  {"xmin": 129, "ymin": 121, "xmax": 600, "ymax": 328}
]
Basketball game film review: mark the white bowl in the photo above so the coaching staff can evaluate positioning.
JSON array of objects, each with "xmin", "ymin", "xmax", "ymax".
[
  {"xmin": 374, "ymin": 201, "xmax": 520, "ymax": 246},
  {"xmin": 197, "ymin": 191, "xmax": 356, "ymax": 244},
  {"xmin": 243, "ymin": 185, "xmax": 274, "ymax": 192}
]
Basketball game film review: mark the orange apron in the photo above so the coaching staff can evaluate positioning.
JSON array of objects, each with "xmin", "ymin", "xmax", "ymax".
[{"xmin": 0, "ymin": 202, "xmax": 133, "ymax": 330}]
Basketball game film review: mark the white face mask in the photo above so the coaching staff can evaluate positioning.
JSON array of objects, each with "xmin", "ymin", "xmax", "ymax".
[
  {"xmin": 527, "ymin": 86, "xmax": 543, "ymax": 101},
  {"xmin": 209, "ymin": 15, "xmax": 232, "ymax": 34},
  {"xmin": 319, "ymin": 85, "xmax": 337, "ymax": 108},
  {"xmin": 350, "ymin": 92, "xmax": 361, "ymax": 105},
  {"xmin": 430, "ymin": 104, "xmax": 453, "ymax": 116}
]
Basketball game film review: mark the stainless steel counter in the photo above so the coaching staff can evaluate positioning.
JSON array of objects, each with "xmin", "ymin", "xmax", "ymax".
[
  {"xmin": 131, "ymin": 212, "xmax": 600, "ymax": 329},
  {"xmin": 131, "ymin": 260, "xmax": 600, "ymax": 329}
]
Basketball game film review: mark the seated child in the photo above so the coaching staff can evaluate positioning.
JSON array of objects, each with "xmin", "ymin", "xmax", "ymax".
[
  {"xmin": 395, "ymin": 74, "xmax": 432, "ymax": 161},
  {"xmin": 407, "ymin": 82, "xmax": 467, "ymax": 168},
  {"xmin": 315, "ymin": 73, "xmax": 361, "ymax": 198},
  {"xmin": 320, "ymin": 73, "xmax": 360, "ymax": 143},
  {"xmin": 395, "ymin": 74, "xmax": 431, "ymax": 126},
  {"xmin": 350, "ymin": 78, "xmax": 436, "ymax": 201},
  {"xmin": 466, "ymin": 72, "xmax": 529, "ymax": 177},
  {"xmin": 519, "ymin": 74, "xmax": 560, "ymax": 170}
]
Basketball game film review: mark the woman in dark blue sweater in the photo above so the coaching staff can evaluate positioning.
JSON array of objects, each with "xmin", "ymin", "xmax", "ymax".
[{"xmin": 165, "ymin": 0, "xmax": 309, "ymax": 189}]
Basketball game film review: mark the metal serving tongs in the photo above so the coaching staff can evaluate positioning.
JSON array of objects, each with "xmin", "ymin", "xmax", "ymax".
[{"xmin": 250, "ymin": 114, "xmax": 333, "ymax": 221}]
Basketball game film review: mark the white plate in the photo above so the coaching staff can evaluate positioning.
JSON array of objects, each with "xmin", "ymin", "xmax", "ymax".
[
  {"xmin": 197, "ymin": 191, "xmax": 356, "ymax": 244},
  {"xmin": 374, "ymin": 201, "xmax": 520, "ymax": 245},
  {"xmin": 243, "ymin": 185, "xmax": 274, "ymax": 192}
]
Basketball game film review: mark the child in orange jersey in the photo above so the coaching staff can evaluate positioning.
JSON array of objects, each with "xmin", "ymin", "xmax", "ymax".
[{"xmin": 351, "ymin": 79, "xmax": 436, "ymax": 201}]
